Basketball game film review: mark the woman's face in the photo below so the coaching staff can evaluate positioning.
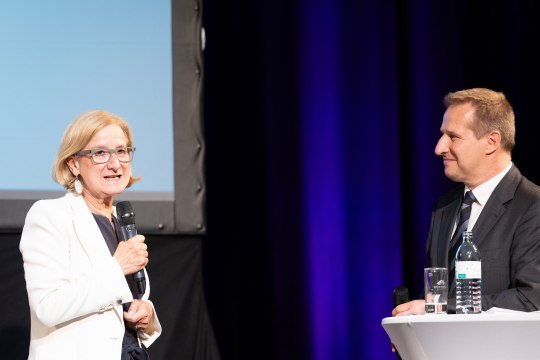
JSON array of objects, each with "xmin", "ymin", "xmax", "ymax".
[{"xmin": 69, "ymin": 124, "xmax": 131, "ymax": 202}]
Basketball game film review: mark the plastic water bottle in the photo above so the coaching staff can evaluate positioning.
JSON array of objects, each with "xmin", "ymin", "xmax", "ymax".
[{"xmin": 455, "ymin": 231, "xmax": 482, "ymax": 314}]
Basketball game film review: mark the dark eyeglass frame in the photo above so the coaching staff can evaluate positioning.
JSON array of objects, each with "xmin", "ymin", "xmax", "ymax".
[{"xmin": 74, "ymin": 147, "xmax": 136, "ymax": 165}]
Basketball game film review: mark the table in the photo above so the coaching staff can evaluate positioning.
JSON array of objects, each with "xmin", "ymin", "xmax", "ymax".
[{"xmin": 381, "ymin": 309, "xmax": 540, "ymax": 360}]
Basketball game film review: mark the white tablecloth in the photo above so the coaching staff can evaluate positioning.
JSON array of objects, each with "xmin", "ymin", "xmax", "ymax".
[{"xmin": 381, "ymin": 308, "xmax": 540, "ymax": 360}]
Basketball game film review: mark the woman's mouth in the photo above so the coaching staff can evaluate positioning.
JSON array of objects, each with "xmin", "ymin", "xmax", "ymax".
[{"xmin": 104, "ymin": 174, "xmax": 122, "ymax": 181}]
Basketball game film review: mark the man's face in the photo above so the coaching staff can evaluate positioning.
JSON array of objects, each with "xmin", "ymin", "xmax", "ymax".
[{"xmin": 434, "ymin": 103, "xmax": 489, "ymax": 187}]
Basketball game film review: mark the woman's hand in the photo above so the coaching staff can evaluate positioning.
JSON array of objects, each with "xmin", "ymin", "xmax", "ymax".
[
  {"xmin": 124, "ymin": 299, "xmax": 156, "ymax": 335},
  {"xmin": 113, "ymin": 234, "xmax": 148, "ymax": 275}
]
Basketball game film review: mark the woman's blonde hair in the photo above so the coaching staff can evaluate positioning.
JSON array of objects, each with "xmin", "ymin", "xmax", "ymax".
[{"xmin": 52, "ymin": 110, "xmax": 140, "ymax": 192}]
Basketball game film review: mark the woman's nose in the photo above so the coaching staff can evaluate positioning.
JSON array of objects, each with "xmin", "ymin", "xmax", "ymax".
[{"xmin": 106, "ymin": 152, "xmax": 121, "ymax": 168}]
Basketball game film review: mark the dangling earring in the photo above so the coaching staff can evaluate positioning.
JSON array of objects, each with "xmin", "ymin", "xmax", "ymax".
[{"xmin": 74, "ymin": 176, "xmax": 83, "ymax": 195}]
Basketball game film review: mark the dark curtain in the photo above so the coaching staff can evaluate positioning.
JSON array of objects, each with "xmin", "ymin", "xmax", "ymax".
[
  {"xmin": 0, "ymin": 233, "xmax": 29, "ymax": 359},
  {"xmin": 1, "ymin": 233, "xmax": 219, "ymax": 360},
  {"xmin": 202, "ymin": 1, "xmax": 540, "ymax": 360}
]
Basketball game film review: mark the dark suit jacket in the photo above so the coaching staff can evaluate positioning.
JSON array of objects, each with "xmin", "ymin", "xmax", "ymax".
[{"xmin": 427, "ymin": 165, "xmax": 540, "ymax": 312}]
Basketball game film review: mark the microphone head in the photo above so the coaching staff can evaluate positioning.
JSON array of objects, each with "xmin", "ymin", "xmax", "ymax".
[
  {"xmin": 392, "ymin": 286, "xmax": 410, "ymax": 308},
  {"xmin": 116, "ymin": 201, "xmax": 135, "ymax": 226}
]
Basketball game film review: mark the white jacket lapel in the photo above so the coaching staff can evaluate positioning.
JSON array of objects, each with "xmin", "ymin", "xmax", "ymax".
[{"xmin": 67, "ymin": 193, "xmax": 113, "ymax": 266}]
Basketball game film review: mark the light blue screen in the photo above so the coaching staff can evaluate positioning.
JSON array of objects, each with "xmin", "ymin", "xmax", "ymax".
[{"xmin": 0, "ymin": 1, "xmax": 173, "ymax": 198}]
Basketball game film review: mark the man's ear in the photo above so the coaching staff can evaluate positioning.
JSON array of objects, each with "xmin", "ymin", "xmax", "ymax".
[
  {"xmin": 67, "ymin": 158, "xmax": 80, "ymax": 177},
  {"xmin": 485, "ymin": 130, "xmax": 502, "ymax": 155}
]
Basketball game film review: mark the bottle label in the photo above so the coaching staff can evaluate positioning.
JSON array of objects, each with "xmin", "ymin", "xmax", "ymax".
[{"xmin": 456, "ymin": 261, "xmax": 481, "ymax": 279}]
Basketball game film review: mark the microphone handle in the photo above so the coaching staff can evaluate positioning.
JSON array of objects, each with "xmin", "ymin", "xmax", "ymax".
[
  {"xmin": 120, "ymin": 223, "xmax": 146, "ymax": 296},
  {"xmin": 392, "ymin": 287, "xmax": 409, "ymax": 360},
  {"xmin": 121, "ymin": 223, "xmax": 137, "ymax": 240}
]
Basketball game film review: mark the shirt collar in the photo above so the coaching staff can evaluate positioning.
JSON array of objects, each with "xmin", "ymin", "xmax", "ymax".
[{"xmin": 465, "ymin": 162, "xmax": 513, "ymax": 206}]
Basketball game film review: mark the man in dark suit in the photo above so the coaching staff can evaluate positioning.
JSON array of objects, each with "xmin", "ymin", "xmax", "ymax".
[{"xmin": 393, "ymin": 88, "xmax": 540, "ymax": 316}]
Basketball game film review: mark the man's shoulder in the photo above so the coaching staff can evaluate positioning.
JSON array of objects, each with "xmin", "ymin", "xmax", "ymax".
[
  {"xmin": 515, "ymin": 175, "xmax": 540, "ymax": 198},
  {"xmin": 490, "ymin": 167, "xmax": 540, "ymax": 210},
  {"xmin": 503, "ymin": 165, "xmax": 540, "ymax": 197}
]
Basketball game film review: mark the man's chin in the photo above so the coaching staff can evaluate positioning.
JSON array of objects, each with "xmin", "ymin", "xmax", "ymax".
[{"xmin": 443, "ymin": 168, "xmax": 462, "ymax": 183}]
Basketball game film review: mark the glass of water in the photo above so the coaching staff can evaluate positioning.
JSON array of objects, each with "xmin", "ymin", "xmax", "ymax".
[{"xmin": 424, "ymin": 267, "xmax": 448, "ymax": 314}]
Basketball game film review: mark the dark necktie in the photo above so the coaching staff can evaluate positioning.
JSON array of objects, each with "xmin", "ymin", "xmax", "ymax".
[{"xmin": 448, "ymin": 190, "xmax": 476, "ymax": 310}]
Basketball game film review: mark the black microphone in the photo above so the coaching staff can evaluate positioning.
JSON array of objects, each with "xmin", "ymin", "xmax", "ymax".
[
  {"xmin": 392, "ymin": 286, "xmax": 410, "ymax": 309},
  {"xmin": 392, "ymin": 286, "xmax": 409, "ymax": 360},
  {"xmin": 116, "ymin": 201, "xmax": 146, "ymax": 297}
]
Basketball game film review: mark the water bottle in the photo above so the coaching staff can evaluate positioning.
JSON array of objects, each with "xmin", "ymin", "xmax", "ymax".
[{"xmin": 455, "ymin": 231, "xmax": 482, "ymax": 314}]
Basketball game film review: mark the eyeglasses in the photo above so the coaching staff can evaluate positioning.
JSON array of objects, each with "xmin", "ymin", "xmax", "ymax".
[{"xmin": 74, "ymin": 147, "xmax": 135, "ymax": 164}]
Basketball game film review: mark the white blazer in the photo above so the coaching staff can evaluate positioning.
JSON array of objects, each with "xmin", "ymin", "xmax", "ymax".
[{"xmin": 20, "ymin": 192, "xmax": 161, "ymax": 360}]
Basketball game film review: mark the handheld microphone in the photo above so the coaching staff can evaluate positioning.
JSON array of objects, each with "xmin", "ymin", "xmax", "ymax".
[
  {"xmin": 392, "ymin": 286, "xmax": 409, "ymax": 360},
  {"xmin": 392, "ymin": 286, "xmax": 410, "ymax": 309},
  {"xmin": 116, "ymin": 201, "xmax": 146, "ymax": 297}
]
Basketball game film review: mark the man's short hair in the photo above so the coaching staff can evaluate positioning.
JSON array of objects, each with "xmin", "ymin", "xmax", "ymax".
[{"xmin": 444, "ymin": 88, "xmax": 515, "ymax": 152}]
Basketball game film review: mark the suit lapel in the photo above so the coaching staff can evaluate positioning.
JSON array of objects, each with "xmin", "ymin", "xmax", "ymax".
[
  {"xmin": 470, "ymin": 202, "xmax": 506, "ymax": 248},
  {"xmin": 472, "ymin": 165, "xmax": 521, "ymax": 247},
  {"xmin": 438, "ymin": 194, "xmax": 462, "ymax": 266}
]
